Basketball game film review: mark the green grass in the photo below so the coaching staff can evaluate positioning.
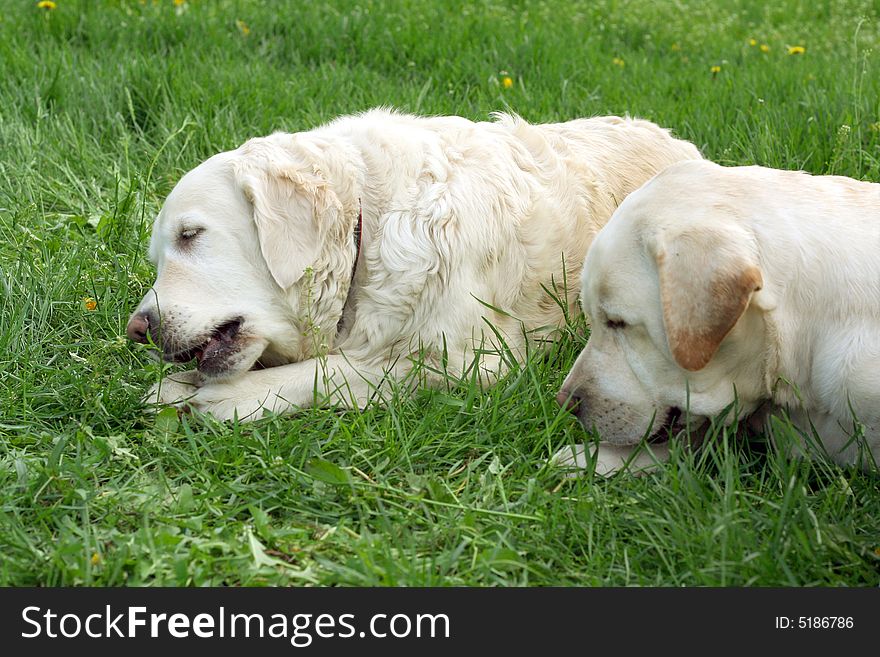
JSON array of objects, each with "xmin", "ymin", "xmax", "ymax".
[{"xmin": 1, "ymin": 0, "xmax": 880, "ymax": 586}]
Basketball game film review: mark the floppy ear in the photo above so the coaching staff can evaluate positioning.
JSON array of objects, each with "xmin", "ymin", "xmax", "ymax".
[
  {"xmin": 652, "ymin": 226, "xmax": 763, "ymax": 371},
  {"xmin": 236, "ymin": 140, "xmax": 341, "ymax": 290}
]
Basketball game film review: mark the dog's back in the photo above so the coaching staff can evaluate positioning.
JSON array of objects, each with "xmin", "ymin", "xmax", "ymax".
[{"xmin": 488, "ymin": 113, "xmax": 702, "ymax": 330}]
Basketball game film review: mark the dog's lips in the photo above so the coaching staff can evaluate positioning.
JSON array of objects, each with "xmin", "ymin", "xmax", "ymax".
[
  {"xmin": 166, "ymin": 318, "xmax": 243, "ymax": 368},
  {"xmin": 648, "ymin": 406, "xmax": 683, "ymax": 444}
]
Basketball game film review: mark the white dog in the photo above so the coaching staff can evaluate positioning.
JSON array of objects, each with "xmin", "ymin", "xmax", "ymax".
[
  {"xmin": 127, "ymin": 108, "xmax": 700, "ymax": 420},
  {"xmin": 555, "ymin": 159, "xmax": 880, "ymax": 474}
]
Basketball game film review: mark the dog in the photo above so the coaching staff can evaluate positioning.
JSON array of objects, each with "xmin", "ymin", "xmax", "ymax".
[
  {"xmin": 126, "ymin": 108, "xmax": 700, "ymax": 420},
  {"xmin": 554, "ymin": 159, "xmax": 880, "ymax": 475}
]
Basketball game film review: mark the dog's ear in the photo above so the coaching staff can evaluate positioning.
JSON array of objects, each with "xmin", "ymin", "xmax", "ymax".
[
  {"xmin": 236, "ymin": 138, "xmax": 341, "ymax": 290},
  {"xmin": 650, "ymin": 225, "xmax": 763, "ymax": 371}
]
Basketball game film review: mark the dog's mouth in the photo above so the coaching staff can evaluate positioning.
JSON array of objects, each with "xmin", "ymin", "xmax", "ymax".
[
  {"xmin": 166, "ymin": 317, "xmax": 243, "ymax": 372},
  {"xmin": 647, "ymin": 406, "xmax": 683, "ymax": 444}
]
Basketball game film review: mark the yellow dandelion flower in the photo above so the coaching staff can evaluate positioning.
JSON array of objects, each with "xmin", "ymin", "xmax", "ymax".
[
  {"xmin": 173, "ymin": 0, "xmax": 185, "ymax": 6},
  {"xmin": 91, "ymin": 552, "xmax": 101, "ymax": 565},
  {"xmin": 760, "ymin": 44, "xmax": 770, "ymax": 53},
  {"xmin": 670, "ymin": 43, "xmax": 681, "ymax": 52},
  {"xmin": 612, "ymin": 57, "xmax": 625, "ymax": 67},
  {"xmin": 502, "ymin": 76, "xmax": 513, "ymax": 89},
  {"xmin": 749, "ymin": 38, "xmax": 757, "ymax": 47},
  {"xmin": 37, "ymin": 1, "xmax": 57, "ymax": 8},
  {"xmin": 84, "ymin": 297, "xmax": 97, "ymax": 311},
  {"xmin": 236, "ymin": 19, "xmax": 250, "ymax": 36},
  {"xmin": 710, "ymin": 65, "xmax": 721, "ymax": 74},
  {"xmin": 788, "ymin": 45, "xmax": 805, "ymax": 55}
]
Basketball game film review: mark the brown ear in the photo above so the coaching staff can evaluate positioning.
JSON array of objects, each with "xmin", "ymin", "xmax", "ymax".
[
  {"xmin": 654, "ymin": 227, "xmax": 763, "ymax": 371},
  {"xmin": 235, "ymin": 138, "xmax": 341, "ymax": 290}
]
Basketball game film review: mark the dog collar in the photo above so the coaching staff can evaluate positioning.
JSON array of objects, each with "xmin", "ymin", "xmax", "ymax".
[
  {"xmin": 351, "ymin": 199, "xmax": 362, "ymax": 284},
  {"xmin": 335, "ymin": 201, "xmax": 362, "ymax": 339}
]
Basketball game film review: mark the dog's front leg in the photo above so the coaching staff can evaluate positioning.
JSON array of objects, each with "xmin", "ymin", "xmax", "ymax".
[{"xmin": 156, "ymin": 355, "xmax": 410, "ymax": 421}]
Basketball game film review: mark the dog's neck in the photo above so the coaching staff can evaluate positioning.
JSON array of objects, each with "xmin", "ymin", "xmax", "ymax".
[{"xmin": 754, "ymin": 214, "xmax": 880, "ymax": 413}]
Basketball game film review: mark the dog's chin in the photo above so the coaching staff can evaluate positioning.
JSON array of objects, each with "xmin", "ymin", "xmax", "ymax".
[
  {"xmin": 646, "ymin": 406, "xmax": 683, "ymax": 445},
  {"xmin": 197, "ymin": 338, "xmax": 271, "ymax": 379},
  {"xmin": 197, "ymin": 351, "xmax": 250, "ymax": 378}
]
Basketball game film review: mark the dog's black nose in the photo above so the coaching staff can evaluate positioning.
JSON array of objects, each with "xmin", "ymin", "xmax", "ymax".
[
  {"xmin": 556, "ymin": 387, "xmax": 583, "ymax": 415},
  {"xmin": 126, "ymin": 311, "xmax": 157, "ymax": 345}
]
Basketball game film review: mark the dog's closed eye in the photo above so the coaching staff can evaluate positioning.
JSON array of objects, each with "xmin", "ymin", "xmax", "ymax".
[
  {"xmin": 179, "ymin": 227, "xmax": 204, "ymax": 242},
  {"xmin": 606, "ymin": 318, "xmax": 627, "ymax": 329}
]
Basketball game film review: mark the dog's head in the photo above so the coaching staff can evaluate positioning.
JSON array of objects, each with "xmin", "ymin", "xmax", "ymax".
[
  {"xmin": 557, "ymin": 164, "xmax": 772, "ymax": 445},
  {"xmin": 127, "ymin": 134, "xmax": 359, "ymax": 379}
]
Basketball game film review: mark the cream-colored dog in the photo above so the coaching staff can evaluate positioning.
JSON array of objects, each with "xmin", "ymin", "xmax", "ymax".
[
  {"xmin": 555, "ymin": 159, "xmax": 880, "ymax": 475},
  {"xmin": 127, "ymin": 109, "xmax": 700, "ymax": 420}
]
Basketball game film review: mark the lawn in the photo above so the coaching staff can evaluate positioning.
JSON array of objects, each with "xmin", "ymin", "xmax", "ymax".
[{"xmin": 1, "ymin": 0, "xmax": 879, "ymax": 586}]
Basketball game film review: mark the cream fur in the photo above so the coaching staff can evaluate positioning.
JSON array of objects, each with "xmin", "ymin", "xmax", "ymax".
[
  {"xmin": 129, "ymin": 108, "xmax": 700, "ymax": 420},
  {"xmin": 555, "ymin": 159, "xmax": 880, "ymax": 475}
]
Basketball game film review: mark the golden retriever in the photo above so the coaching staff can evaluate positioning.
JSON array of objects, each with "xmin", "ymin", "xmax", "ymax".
[
  {"xmin": 127, "ymin": 108, "xmax": 700, "ymax": 420},
  {"xmin": 556, "ymin": 159, "xmax": 880, "ymax": 474}
]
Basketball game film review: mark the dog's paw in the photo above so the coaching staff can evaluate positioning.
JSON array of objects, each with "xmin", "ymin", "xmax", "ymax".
[
  {"xmin": 551, "ymin": 442, "xmax": 670, "ymax": 478},
  {"xmin": 146, "ymin": 370, "xmax": 204, "ymax": 408},
  {"xmin": 550, "ymin": 443, "xmax": 593, "ymax": 477},
  {"xmin": 179, "ymin": 380, "xmax": 283, "ymax": 422}
]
